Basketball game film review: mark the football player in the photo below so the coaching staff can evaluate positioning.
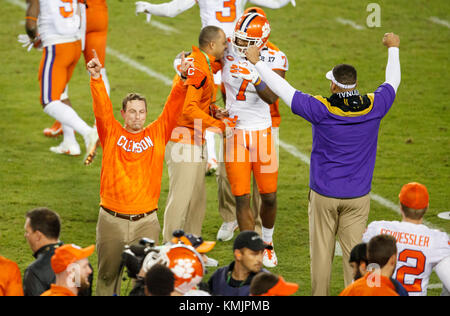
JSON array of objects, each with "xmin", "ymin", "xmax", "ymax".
[
  {"xmin": 136, "ymin": 0, "xmax": 295, "ymax": 243},
  {"xmin": 222, "ymin": 12, "xmax": 288, "ymax": 267},
  {"xmin": 362, "ymin": 182, "xmax": 450, "ymax": 296},
  {"xmin": 24, "ymin": 0, "xmax": 98, "ymax": 157}
]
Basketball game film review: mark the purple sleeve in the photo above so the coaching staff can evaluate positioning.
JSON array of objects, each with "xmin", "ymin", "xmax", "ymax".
[
  {"xmin": 291, "ymin": 91, "xmax": 327, "ymax": 124},
  {"xmin": 373, "ymin": 83, "xmax": 396, "ymax": 117}
]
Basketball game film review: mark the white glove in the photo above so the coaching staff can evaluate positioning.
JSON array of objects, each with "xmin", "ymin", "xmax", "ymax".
[
  {"xmin": 135, "ymin": 1, "xmax": 151, "ymax": 15},
  {"xmin": 17, "ymin": 34, "xmax": 41, "ymax": 51},
  {"xmin": 230, "ymin": 61, "xmax": 261, "ymax": 85},
  {"xmin": 291, "ymin": 0, "xmax": 296, "ymax": 7}
]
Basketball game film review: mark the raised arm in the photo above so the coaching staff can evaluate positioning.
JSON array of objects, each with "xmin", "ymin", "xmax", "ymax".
[
  {"xmin": 382, "ymin": 33, "xmax": 401, "ymax": 93},
  {"xmin": 135, "ymin": 0, "xmax": 196, "ymax": 18},
  {"xmin": 249, "ymin": 0, "xmax": 296, "ymax": 9},
  {"xmin": 245, "ymin": 46, "xmax": 297, "ymax": 107}
]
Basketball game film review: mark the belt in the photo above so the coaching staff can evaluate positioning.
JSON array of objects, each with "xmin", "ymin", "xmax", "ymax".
[{"xmin": 102, "ymin": 207, "xmax": 157, "ymax": 222}]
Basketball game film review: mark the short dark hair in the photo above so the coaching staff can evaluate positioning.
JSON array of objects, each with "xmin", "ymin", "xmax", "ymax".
[
  {"xmin": 145, "ymin": 264, "xmax": 175, "ymax": 296},
  {"xmin": 367, "ymin": 235, "xmax": 397, "ymax": 268},
  {"xmin": 400, "ymin": 203, "xmax": 427, "ymax": 220},
  {"xmin": 25, "ymin": 207, "xmax": 61, "ymax": 239},
  {"xmin": 122, "ymin": 93, "xmax": 147, "ymax": 111},
  {"xmin": 250, "ymin": 272, "xmax": 278, "ymax": 296},
  {"xmin": 198, "ymin": 25, "xmax": 223, "ymax": 49},
  {"xmin": 349, "ymin": 242, "xmax": 368, "ymax": 264},
  {"xmin": 333, "ymin": 64, "xmax": 357, "ymax": 85}
]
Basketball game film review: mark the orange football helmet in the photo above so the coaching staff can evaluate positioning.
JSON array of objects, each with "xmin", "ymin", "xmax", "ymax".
[
  {"xmin": 159, "ymin": 244, "xmax": 205, "ymax": 294},
  {"xmin": 233, "ymin": 12, "xmax": 271, "ymax": 57},
  {"xmin": 243, "ymin": 6, "xmax": 267, "ymax": 17}
]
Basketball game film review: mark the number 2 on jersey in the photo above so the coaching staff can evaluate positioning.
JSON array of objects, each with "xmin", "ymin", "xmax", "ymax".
[
  {"xmin": 396, "ymin": 249, "xmax": 426, "ymax": 293},
  {"xmin": 216, "ymin": 0, "xmax": 236, "ymax": 23}
]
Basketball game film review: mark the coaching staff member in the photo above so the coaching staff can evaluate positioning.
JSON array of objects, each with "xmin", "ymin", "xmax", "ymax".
[
  {"xmin": 87, "ymin": 50, "xmax": 190, "ymax": 296},
  {"xmin": 244, "ymin": 33, "xmax": 401, "ymax": 295}
]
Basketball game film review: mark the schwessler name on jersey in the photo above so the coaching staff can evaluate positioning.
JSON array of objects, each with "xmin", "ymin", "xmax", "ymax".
[
  {"xmin": 222, "ymin": 41, "xmax": 288, "ymax": 131},
  {"xmin": 38, "ymin": 0, "xmax": 82, "ymax": 47},
  {"xmin": 363, "ymin": 220, "xmax": 450, "ymax": 296}
]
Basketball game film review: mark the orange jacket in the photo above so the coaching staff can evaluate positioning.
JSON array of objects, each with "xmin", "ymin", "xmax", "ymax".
[
  {"xmin": 0, "ymin": 256, "xmax": 24, "ymax": 296},
  {"xmin": 41, "ymin": 284, "xmax": 76, "ymax": 296},
  {"xmin": 170, "ymin": 46, "xmax": 225, "ymax": 145},
  {"xmin": 91, "ymin": 75, "xmax": 187, "ymax": 214},
  {"xmin": 339, "ymin": 274, "xmax": 399, "ymax": 296}
]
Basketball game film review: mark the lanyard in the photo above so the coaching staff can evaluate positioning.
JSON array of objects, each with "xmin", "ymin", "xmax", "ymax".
[{"xmin": 200, "ymin": 49, "xmax": 213, "ymax": 78}]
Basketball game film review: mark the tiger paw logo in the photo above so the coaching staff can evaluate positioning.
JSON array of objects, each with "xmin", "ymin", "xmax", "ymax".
[
  {"xmin": 172, "ymin": 259, "xmax": 195, "ymax": 279},
  {"xmin": 262, "ymin": 23, "xmax": 271, "ymax": 38}
]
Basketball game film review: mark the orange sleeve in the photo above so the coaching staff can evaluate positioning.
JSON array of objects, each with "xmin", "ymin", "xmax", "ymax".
[
  {"xmin": 183, "ymin": 84, "xmax": 226, "ymax": 132},
  {"xmin": 1, "ymin": 260, "xmax": 24, "ymax": 296},
  {"xmin": 153, "ymin": 76, "xmax": 188, "ymax": 143},
  {"xmin": 90, "ymin": 75, "xmax": 118, "ymax": 146}
]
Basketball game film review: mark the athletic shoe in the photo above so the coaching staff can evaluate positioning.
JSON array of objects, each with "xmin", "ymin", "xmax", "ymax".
[
  {"xmin": 263, "ymin": 242, "xmax": 278, "ymax": 268},
  {"xmin": 216, "ymin": 220, "xmax": 238, "ymax": 241},
  {"xmin": 205, "ymin": 158, "xmax": 218, "ymax": 176},
  {"xmin": 83, "ymin": 128, "xmax": 99, "ymax": 165},
  {"xmin": 43, "ymin": 121, "xmax": 63, "ymax": 137},
  {"xmin": 203, "ymin": 255, "xmax": 219, "ymax": 267},
  {"xmin": 50, "ymin": 141, "xmax": 80, "ymax": 156}
]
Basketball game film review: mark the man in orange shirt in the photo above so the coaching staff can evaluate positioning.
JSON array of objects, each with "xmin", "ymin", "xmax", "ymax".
[
  {"xmin": 162, "ymin": 25, "xmax": 229, "ymax": 243},
  {"xmin": 41, "ymin": 244, "xmax": 94, "ymax": 296},
  {"xmin": 340, "ymin": 234, "xmax": 399, "ymax": 296},
  {"xmin": 0, "ymin": 255, "xmax": 24, "ymax": 296},
  {"xmin": 87, "ymin": 49, "xmax": 190, "ymax": 296}
]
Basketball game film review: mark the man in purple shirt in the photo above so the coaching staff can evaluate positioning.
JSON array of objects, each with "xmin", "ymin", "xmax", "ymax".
[{"xmin": 234, "ymin": 33, "xmax": 401, "ymax": 295}]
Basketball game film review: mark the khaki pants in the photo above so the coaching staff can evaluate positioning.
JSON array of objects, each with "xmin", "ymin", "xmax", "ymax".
[
  {"xmin": 308, "ymin": 189, "xmax": 370, "ymax": 296},
  {"xmin": 163, "ymin": 141, "xmax": 207, "ymax": 243},
  {"xmin": 95, "ymin": 207, "xmax": 160, "ymax": 296}
]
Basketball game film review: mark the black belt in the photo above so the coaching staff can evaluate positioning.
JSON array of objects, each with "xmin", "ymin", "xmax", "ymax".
[{"xmin": 102, "ymin": 206, "xmax": 157, "ymax": 222}]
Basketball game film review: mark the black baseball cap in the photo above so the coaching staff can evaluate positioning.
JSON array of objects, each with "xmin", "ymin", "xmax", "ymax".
[{"xmin": 233, "ymin": 231, "xmax": 273, "ymax": 251}]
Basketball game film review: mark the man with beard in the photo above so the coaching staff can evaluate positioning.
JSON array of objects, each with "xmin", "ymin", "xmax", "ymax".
[{"xmin": 41, "ymin": 244, "xmax": 94, "ymax": 296}]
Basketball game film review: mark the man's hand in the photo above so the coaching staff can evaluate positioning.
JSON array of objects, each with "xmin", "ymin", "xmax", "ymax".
[
  {"xmin": 222, "ymin": 116, "xmax": 238, "ymax": 139},
  {"xmin": 135, "ymin": 1, "xmax": 151, "ymax": 15},
  {"xmin": 86, "ymin": 49, "xmax": 102, "ymax": 79},
  {"xmin": 174, "ymin": 51, "xmax": 194, "ymax": 80},
  {"xmin": 213, "ymin": 107, "xmax": 229, "ymax": 120},
  {"xmin": 245, "ymin": 45, "xmax": 260, "ymax": 65},
  {"xmin": 230, "ymin": 61, "xmax": 260, "ymax": 85},
  {"xmin": 383, "ymin": 33, "xmax": 400, "ymax": 48},
  {"xmin": 18, "ymin": 34, "xmax": 42, "ymax": 51}
]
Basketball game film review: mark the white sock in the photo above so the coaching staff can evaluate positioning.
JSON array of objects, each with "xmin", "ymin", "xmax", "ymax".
[
  {"xmin": 100, "ymin": 68, "xmax": 110, "ymax": 96},
  {"xmin": 205, "ymin": 130, "xmax": 217, "ymax": 161},
  {"xmin": 44, "ymin": 100, "xmax": 92, "ymax": 138},
  {"xmin": 62, "ymin": 125, "xmax": 77, "ymax": 145},
  {"xmin": 261, "ymin": 226, "xmax": 274, "ymax": 244}
]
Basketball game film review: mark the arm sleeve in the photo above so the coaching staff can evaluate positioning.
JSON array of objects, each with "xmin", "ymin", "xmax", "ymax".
[
  {"xmin": 23, "ymin": 269, "xmax": 46, "ymax": 296},
  {"xmin": 254, "ymin": 60, "xmax": 296, "ymax": 107},
  {"xmin": 154, "ymin": 77, "xmax": 188, "ymax": 143},
  {"xmin": 183, "ymin": 85, "xmax": 226, "ymax": 132},
  {"xmin": 435, "ymin": 256, "xmax": 450, "ymax": 290},
  {"xmin": 384, "ymin": 47, "xmax": 401, "ymax": 93},
  {"xmin": 90, "ymin": 76, "xmax": 117, "ymax": 146},
  {"xmin": 249, "ymin": 0, "xmax": 293, "ymax": 9},
  {"xmin": 141, "ymin": 0, "xmax": 196, "ymax": 17},
  {"xmin": 6, "ymin": 263, "xmax": 24, "ymax": 296}
]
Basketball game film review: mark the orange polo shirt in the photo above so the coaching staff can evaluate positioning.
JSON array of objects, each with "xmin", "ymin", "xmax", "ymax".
[
  {"xmin": 0, "ymin": 256, "xmax": 23, "ymax": 296},
  {"xmin": 170, "ymin": 46, "xmax": 225, "ymax": 145},
  {"xmin": 91, "ymin": 75, "xmax": 187, "ymax": 214},
  {"xmin": 41, "ymin": 284, "xmax": 76, "ymax": 296},
  {"xmin": 339, "ymin": 274, "xmax": 399, "ymax": 296}
]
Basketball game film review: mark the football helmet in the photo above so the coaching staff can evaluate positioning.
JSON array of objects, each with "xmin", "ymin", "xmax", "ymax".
[
  {"xmin": 142, "ymin": 243, "xmax": 205, "ymax": 294},
  {"xmin": 233, "ymin": 13, "xmax": 271, "ymax": 58}
]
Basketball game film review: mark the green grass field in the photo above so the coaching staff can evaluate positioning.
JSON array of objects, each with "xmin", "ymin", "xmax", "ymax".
[{"xmin": 0, "ymin": 0, "xmax": 449, "ymax": 296}]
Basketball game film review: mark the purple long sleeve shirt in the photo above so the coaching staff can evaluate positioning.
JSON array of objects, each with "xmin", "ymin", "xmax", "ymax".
[{"xmin": 291, "ymin": 83, "xmax": 396, "ymax": 198}]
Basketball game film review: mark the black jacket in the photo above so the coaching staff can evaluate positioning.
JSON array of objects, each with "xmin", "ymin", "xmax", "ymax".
[{"xmin": 23, "ymin": 242, "xmax": 63, "ymax": 296}]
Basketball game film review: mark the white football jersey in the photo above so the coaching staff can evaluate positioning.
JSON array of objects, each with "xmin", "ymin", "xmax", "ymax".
[
  {"xmin": 38, "ymin": 0, "xmax": 81, "ymax": 47},
  {"xmin": 197, "ymin": 0, "xmax": 248, "ymax": 37},
  {"xmin": 221, "ymin": 41, "xmax": 288, "ymax": 130},
  {"xmin": 363, "ymin": 220, "xmax": 450, "ymax": 296}
]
